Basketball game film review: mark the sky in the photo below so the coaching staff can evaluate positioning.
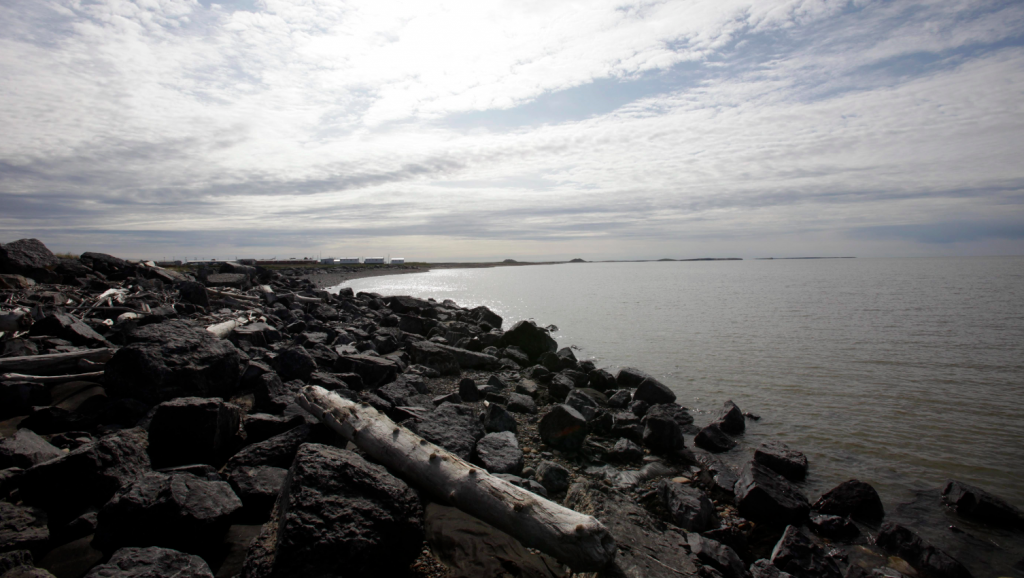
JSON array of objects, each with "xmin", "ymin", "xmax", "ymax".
[{"xmin": 1, "ymin": 0, "xmax": 1023, "ymax": 261}]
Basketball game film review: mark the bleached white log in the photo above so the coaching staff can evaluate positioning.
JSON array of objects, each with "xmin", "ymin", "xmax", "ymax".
[
  {"xmin": 206, "ymin": 288, "xmax": 261, "ymax": 302},
  {"xmin": 296, "ymin": 385, "xmax": 617, "ymax": 571},
  {"xmin": 0, "ymin": 311, "xmax": 32, "ymax": 332},
  {"xmin": 0, "ymin": 348, "xmax": 116, "ymax": 374},
  {"xmin": 0, "ymin": 371, "xmax": 105, "ymax": 384},
  {"xmin": 206, "ymin": 319, "xmax": 244, "ymax": 339}
]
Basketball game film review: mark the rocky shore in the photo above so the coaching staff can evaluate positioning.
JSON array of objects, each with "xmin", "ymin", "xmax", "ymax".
[{"xmin": 2, "ymin": 238, "xmax": 1022, "ymax": 578}]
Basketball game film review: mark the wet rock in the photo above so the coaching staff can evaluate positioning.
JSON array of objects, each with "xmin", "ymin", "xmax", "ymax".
[
  {"xmin": 241, "ymin": 444, "xmax": 423, "ymax": 578},
  {"xmin": 148, "ymin": 397, "xmax": 242, "ymax": 468},
  {"xmin": 754, "ymin": 441, "xmax": 808, "ymax": 482},
  {"xmin": 769, "ymin": 525, "xmax": 841, "ymax": 578},
  {"xmin": 483, "ymin": 404, "xmax": 517, "ymax": 434},
  {"xmin": 0, "ymin": 430, "xmax": 64, "ymax": 470},
  {"xmin": 225, "ymin": 425, "xmax": 313, "ymax": 471},
  {"xmin": 941, "ymin": 479, "xmax": 1024, "ymax": 529},
  {"xmin": 659, "ymin": 479, "xmax": 715, "ymax": 532},
  {"xmin": 587, "ymin": 368, "xmax": 616, "ymax": 392},
  {"xmin": 0, "ymin": 501, "xmax": 49, "ymax": 555},
  {"xmin": 538, "ymin": 404, "xmax": 587, "ymax": 452},
  {"xmin": 19, "ymin": 428, "xmax": 150, "ymax": 526},
  {"xmin": 565, "ymin": 389, "xmax": 599, "ymax": 421},
  {"xmin": 432, "ymin": 392, "xmax": 462, "ymax": 406},
  {"xmin": 629, "ymin": 399, "xmax": 650, "ymax": 417},
  {"xmin": 507, "ymin": 392, "xmax": 537, "ymax": 414},
  {"xmin": 607, "ymin": 438, "xmax": 644, "ymax": 463},
  {"xmin": 632, "ymin": 378, "xmax": 677, "ymax": 405},
  {"xmin": 407, "ymin": 403, "xmax": 484, "ymax": 461},
  {"xmin": 750, "ymin": 558, "xmax": 792, "ymax": 578},
  {"xmin": 332, "ymin": 354, "xmax": 399, "ymax": 388},
  {"xmin": 607, "ymin": 389, "xmax": 631, "ymax": 409},
  {"xmin": 84, "ymin": 546, "xmax": 215, "ymax": 578},
  {"xmin": 474, "ymin": 432, "xmax": 524, "ymax": 475},
  {"xmin": 177, "ymin": 281, "xmax": 210, "ymax": 308},
  {"xmin": 457, "ymin": 378, "xmax": 480, "ymax": 402},
  {"xmin": 561, "ymin": 368, "xmax": 589, "ymax": 388},
  {"xmin": 28, "ymin": 314, "xmax": 109, "ymax": 348},
  {"xmin": 523, "ymin": 365, "xmax": 551, "ymax": 382},
  {"xmin": 406, "ymin": 341, "xmax": 460, "ymax": 376},
  {"xmin": 643, "ymin": 404, "xmax": 686, "ymax": 454},
  {"xmin": 807, "ymin": 514, "xmax": 859, "ymax": 541},
  {"xmin": 695, "ymin": 422, "xmax": 737, "ymax": 453},
  {"xmin": 615, "ymin": 367, "xmax": 655, "ymax": 388},
  {"xmin": 716, "ymin": 400, "xmax": 746, "ymax": 435},
  {"xmin": 228, "ymin": 466, "xmax": 288, "ymax": 522},
  {"xmin": 93, "ymin": 472, "xmax": 242, "ymax": 555},
  {"xmin": 104, "ymin": 320, "xmax": 243, "ymax": 404},
  {"xmin": 384, "ymin": 295, "xmax": 434, "ymax": 315},
  {"xmin": 687, "ymin": 533, "xmax": 747, "ymax": 578},
  {"xmin": 548, "ymin": 373, "xmax": 575, "ymax": 400},
  {"xmin": 609, "ymin": 412, "xmax": 644, "ymax": 445},
  {"xmin": 273, "ymin": 346, "xmax": 317, "ymax": 382},
  {"xmin": 0, "ymin": 239, "xmax": 59, "ymax": 281},
  {"xmin": 501, "ymin": 345, "xmax": 530, "ymax": 367},
  {"xmin": 812, "ymin": 480, "xmax": 885, "ymax": 523},
  {"xmin": 535, "ymin": 460, "xmax": 571, "ymax": 494},
  {"xmin": 875, "ymin": 522, "xmax": 972, "ymax": 578},
  {"xmin": 735, "ymin": 461, "xmax": 810, "ymax": 526},
  {"xmin": 499, "ymin": 321, "xmax": 557, "ymax": 362}
]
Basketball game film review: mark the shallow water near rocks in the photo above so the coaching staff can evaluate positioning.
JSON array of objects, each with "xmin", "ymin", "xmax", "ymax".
[{"xmin": 336, "ymin": 256, "xmax": 1024, "ymax": 576}]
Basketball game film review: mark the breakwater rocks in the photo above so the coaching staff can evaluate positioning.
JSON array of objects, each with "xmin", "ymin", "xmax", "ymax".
[{"xmin": 1, "ymin": 238, "xmax": 1021, "ymax": 577}]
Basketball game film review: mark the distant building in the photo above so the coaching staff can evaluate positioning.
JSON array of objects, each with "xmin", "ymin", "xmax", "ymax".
[
  {"xmin": 390, "ymin": 257, "xmax": 405, "ymax": 264},
  {"xmin": 320, "ymin": 258, "xmax": 337, "ymax": 264},
  {"xmin": 364, "ymin": 257, "xmax": 385, "ymax": 264},
  {"xmin": 337, "ymin": 258, "xmax": 360, "ymax": 264}
]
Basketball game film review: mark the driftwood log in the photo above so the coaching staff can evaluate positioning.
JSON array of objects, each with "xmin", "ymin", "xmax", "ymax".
[
  {"xmin": 0, "ymin": 348, "xmax": 116, "ymax": 375},
  {"xmin": 207, "ymin": 319, "xmax": 244, "ymax": 339},
  {"xmin": 296, "ymin": 385, "xmax": 617, "ymax": 571},
  {"xmin": 0, "ymin": 371, "xmax": 105, "ymax": 384},
  {"xmin": 206, "ymin": 288, "xmax": 261, "ymax": 303}
]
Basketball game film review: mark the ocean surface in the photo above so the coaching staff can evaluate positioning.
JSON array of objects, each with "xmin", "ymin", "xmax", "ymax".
[{"xmin": 335, "ymin": 257, "xmax": 1024, "ymax": 575}]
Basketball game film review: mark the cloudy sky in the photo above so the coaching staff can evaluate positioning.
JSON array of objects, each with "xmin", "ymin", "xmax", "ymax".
[{"xmin": 2, "ymin": 0, "xmax": 1023, "ymax": 261}]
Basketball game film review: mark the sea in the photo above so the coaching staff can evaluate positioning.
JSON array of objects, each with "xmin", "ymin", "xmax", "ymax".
[{"xmin": 333, "ymin": 256, "xmax": 1024, "ymax": 576}]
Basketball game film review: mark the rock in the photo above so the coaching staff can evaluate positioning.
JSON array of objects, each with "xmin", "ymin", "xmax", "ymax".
[
  {"xmin": 535, "ymin": 460, "xmax": 571, "ymax": 494},
  {"xmin": 28, "ymin": 314, "xmax": 110, "ymax": 347},
  {"xmin": 499, "ymin": 321, "xmax": 557, "ymax": 362},
  {"xmin": 0, "ymin": 239, "xmax": 59, "ymax": 281},
  {"xmin": 332, "ymin": 354, "xmax": 399, "ymax": 389},
  {"xmin": 433, "ymin": 343, "xmax": 501, "ymax": 370},
  {"xmin": 523, "ymin": 365, "xmax": 551, "ymax": 381},
  {"xmin": 273, "ymin": 346, "xmax": 317, "ymax": 382},
  {"xmin": 431, "ymin": 392, "xmax": 461, "ymax": 406},
  {"xmin": 687, "ymin": 533, "xmax": 747, "ymax": 578},
  {"xmin": 205, "ymin": 273, "xmax": 250, "ymax": 289},
  {"xmin": 538, "ymin": 404, "xmax": 587, "ymax": 452},
  {"xmin": 694, "ymin": 422, "xmax": 737, "ymax": 453},
  {"xmin": 629, "ymin": 399, "xmax": 650, "ymax": 417},
  {"xmin": 384, "ymin": 295, "xmax": 434, "ymax": 315},
  {"xmin": 0, "ymin": 551, "xmax": 34, "ymax": 575},
  {"xmin": 104, "ymin": 320, "xmax": 243, "ymax": 404},
  {"xmin": 548, "ymin": 373, "xmax": 575, "ymax": 400},
  {"xmin": 607, "ymin": 389, "xmax": 632, "ymax": 409},
  {"xmin": 84, "ymin": 546, "xmax": 215, "ymax": 578},
  {"xmin": 376, "ymin": 378, "xmax": 420, "ymax": 407},
  {"xmin": 812, "ymin": 480, "xmax": 885, "ymax": 523},
  {"xmin": 875, "ymin": 522, "xmax": 972, "ymax": 578},
  {"xmin": 807, "ymin": 514, "xmax": 859, "ymax": 540},
  {"xmin": 468, "ymin": 305, "xmax": 503, "ymax": 329},
  {"xmin": 93, "ymin": 472, "xmax": 242, "ymax": 555},
  {"xmin": 407, "ymin": 403, "xmax": 484, "ymax": 461},
  {"xmin": 0, "ymin": 501, "xmax": 49, "ymax": 555},
  {"xmin": 941, "ymin": 479, "xmax": 1024, "ymax": 529},
  {"xmin": 1, "ymin": 467, "xmax": 25, "ymax": 499},
  {"xmin": 474, "ymin": 432, "xmax": 524, "ymax": 475},
  {"xmin": 241, "ymin": 444, "xmax": 423, "ymax": 578},
  {"xmin": 632, "ymin": 378, "xmax": 676, "ymax": 405},
  {"xmin": 565, "ymin": 389, "xmax": 599, "ymax": 421},
  {"xmin": 406, "ymin": 341, "xmax": 460, "ymax": 376},
  {"xmin": 80, "ymin": 252, "xmax": 131, "ymax": 275},
  {"xmin": 148, "ymin": 397, "xmax": 242, "ymax": 467},
  {"xmin": 659, "ymin": 479, "xmax": 715, "ymax": 532},
  {"xmin": 507, "ymin": 392, "xmax": 537, "ymax": 414},
  {"xmin": 561, "ymin": 369, "xmax": 589, "ymax": 388},
  {"xmin": 735, "ymin": 461, "xmax": 810, "ymax": 526},
  {"xmin": 483, "ymin": 404, "xmax": 517, "ymax": 434},
  {"xmin": 609, "ymin": 412, "xmax": 644, "ymax": 445},
  {"xmin": 0, "ymin": 429, "xmax": 64, "ymax": 469},
  {"xmin": 607, "ymin": 438, "xmax": 644, "ymax": 463},
  {"xmin": 457, "ymin": 378, "xmax": 480, "ymax": 402},
  {"xmin": 754, "ymin": 441, "xmax": 808, "ymax": 482},
  {"xmin": 750, "ymin": 558, "xmax": 792, "ymax": 578},
  {"xmin": 501, "ymin": 345, "xmax": 530, "ymax": 367},
  {"xmin": 243, "ymin": 414, "xmax": 305, "ymax": 445},
  {"xmin": 588, "ymin": 369, "xmax": 616, "ymax": 392},
  {"xmin": 642, "ymin": 404, "xmax": 686, "ymax": 454},
  {"xmin": 19, "ymin": 428, "xmax": 150, "ymax": 526},
  {"xmin": 769, "ymin": 525, "xmax": 841, "ymax": 578},
  {"xmin": 225, "ymin": 425, "xmax": 312, "ymax": 471},
  {"xmin": 228, "ymin": 466, "xmax": 288, "ymax": 521},
  {"xmin": 177, "ymin": 282, "xmax": 211, "ymax": 308},
  {"xmin": 716, "ymin": 400, "xmax": 745, "ymax": 435}
]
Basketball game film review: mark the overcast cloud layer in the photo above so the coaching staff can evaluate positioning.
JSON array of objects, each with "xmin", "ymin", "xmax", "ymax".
[{"xmin": 2, "ymin": 0, "xmax": 1023, "ymax": 260}]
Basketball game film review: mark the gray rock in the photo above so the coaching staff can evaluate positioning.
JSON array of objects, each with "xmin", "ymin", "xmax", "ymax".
[
  {"xmin": 812, "ymin": 479, "xmax": 885, "ymax": 523},
  {"xmin": 874, "ymin": 522, "xmax": 972, "ymax": 578},
  {"xmin": 483, "ymin": 403, "xmax": 517, "ymax": 434},
  {"xmin": 148, "ymin": 397, "xmax": 242, "ymax": 468},
  {"xmin": 243, "ymin": 414, "xmax": 305, "ymax": 445},
  {"xmin": 226, "ymin": 425, "xmax": 313, "ymax": 471},
  {"xmin": 0, "ymin": 429, "xmax": 64, "ymax": 469},
  {"xmin": 228, "ymin": 466, "xmax": 288, "ymax": 521},
  {"xmin": 332, "ymin": 354, "xmax": 399, "ymax": 388},
  {"xmin": 716, "ymin": 400, "xmax": 745, "ymax": 435},
  {"xmin": 458, "ymin": 378, "xmax": 480, "ymax": 402},
  {"xmin": 474, "ymin": 432, "xmax": 524, "ymax": 475},
  {"xmin": 535, "ymin": 460, "xmax": 571, "ymax": 494},
  {"xmin": 697, "ymin": 454, "xmax": 740, "ymax": 498},
  {"xmin": 507, "ymin": 392, "xmax": 537, "ymax": 414},
  {"xmin": 406, "ymin": 341, "xmax": 460, "ymax": 376},
  {"xmin": 548, "ymin": 373, "xmax": 575, "ymax": 400},
  {"xmin": 407, "ymin": 403, "xmax": 484, "ymax": 461},
  {"xmin": 492, "ymin": 474, "xmax": 549, "ymax": 498},
  {"xmin": 0, "ymin": 239, "xmax": 59, "ymax": 281},
  {"xmin": 750, "ymin": 559, "xmax": 793, "ymax": 578},
  {"xmin": 28, "ymin": 314, "xmax": 109, "ymax": 348},
  {"xmin": 807, "ymin": 514, "xmax": 859, "ymax": 540},
  {"xmin": 84, "ymin": 546, "xmax": 214, "ymax": 578},
  {"xmin": 538, "ymin": 404, "xmax": 587, "ymax": 452},
  {"xmin": 735, "ymin": 461, "xmax": 810, "ymax": 526},
  {"xmin": 499, "ymin": 321, "xmax": 557, "ymax": 363},
  {"xmin": 565, "ymin": 389, "xmax": 599, "ymax": 421},
  {"xmin": 177, "ymin": 281, "xmax": 210, "ymax": 308},
  {"xmin": 694, "ymin": 422, "xmax": 736, "ymax": 453},
  {"xmin": 607, "ymin": 389, "xmax": 631, "ymax": 409},
  {"xmin": 432, "ymin": 392, "xmax": 463, "ymax": 406},
  {"xmin": 941, "ymin": 479, "xmax": 1024, "ymax": 529},
  {"xmin": 274, "ymin": 346, "xmax": 317, "ymax": 382},
  {"xmin": 607, "ymin": 438, "xmax": 644, "ymax": 463},
  {"xmin": 754, "ymin": 441, "xmax": 808, "ymax": 482},
  {"xmin": 632, "ymin": 378, "xmax": 676, "ymax": 405},
  {"xmin": 629, "ymin": 399, "xmax": 650, "ymax": 417},
  {"xmin": 0, "ymin": 501, "xmax": 49, "ymax": 555},
  {"xmin": 659, "ymin": 480, "xmax": 715, "ymax": 532},
  {"xmin": 642, "ymin": 404, "xmax": 686, "ymax": 454},
  {"xmin": 770, "ymin": 525, "xmax": 841, "ymax": 578},
  {"xmin": 687, "ymin": 533, "xmax": 747, "ymax": 578},
  {"xmin": 587, "ymin": 368, "xmax": 617, "ymax": 392}
]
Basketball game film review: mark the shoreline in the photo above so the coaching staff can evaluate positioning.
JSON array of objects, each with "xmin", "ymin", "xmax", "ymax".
[{"xmin": 305, "ymin": 260, "xmax": 568, "ymax": 290}]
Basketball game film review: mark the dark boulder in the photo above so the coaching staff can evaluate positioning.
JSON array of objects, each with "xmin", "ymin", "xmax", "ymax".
[
  {"xmin": 241, "ymin": 444, "xmax": 423, "ymax": 578},
  {"xmin": 565, "ymin": 389, "xmax": 599, "ymax": 421},
  {"xmin": 492, "ymin": 474, "xmax": 549, "ymax": 498},
  {"xmin": 407, "ymin": 403, "xmax": 484, "ymax": 461},
  {"xmin": 242, "ymin": 414, "xmax": 305, "ymax": 445},
  {"xmin": 0, "ymin": 429, "xmax": 64, "ymax": 469},
  {"xmin": 941, "ymin": 479, "xmax": 1024, "ymax": 529},
  {"xmin": 0, "ymin": 501, "xmax": 49, "ymax": 555},
  {"xmin": 694, "ymin": 422, "xmax": 736, "ymax": 453},
  {"xmin": 561, "ymin": 369, "xmax": 589, "ymax": 388},
  {"xmin": 499, "ymin": 321, "xmax": 557, "ymax": 362},
  {"xmin": 607, "ymin": 438, "xmax": 644, "ymax": 463},
  {"xmin": 659, "ymin": 480, "xmax": 715, "ymax": 532},
  {"xmin": 177, "ymin": 282, "xmax": 210, "ymax": 308},
  {"xmin": 225, "ymin": 425, "xmax": 313, "ymax": 471},
  {"xmin": 812, "ymin": 480, "xmax": 885, "ymax": 523},
  {"xmin": 609, "ymin": 412, "xmax": 644, "ymax": 445},
  {"xmin": 632, "ymin": 378, "xmax": 676, "ymax": 405},
  {"xmin": 769, "ymin": 525, "xmax": 841, "ymax": 578},
  {"xmin": 273, "ymin": 346, "xmax": 317, "ymax": 382},
  {"xmin": 204, "ymin": 273, "xmax": 250, "ymax": 290},
  {"xmin": 716, "ymin": 400, "xmax": 746, "ymax": 435},
  {"xmin": 148, "ymin": 397, "xmax": 242, "ymax": 467},
  {"xmin": 333, "ymin": 354, "xmax": 399, "ymax": 388},
  {"xmin": 28, "ymin": 314, "xmax": 109, "ymax": 347},
  {"xmin": 754, "ymin": 441, "xmax": 808, "ymax": 482},
  {"xmin": 84, "ymin": 546, "xmax": 215, "ymax": 578},
  {"xmin": 474, "ymin": 432, "xmax": 524, "ymax": 475},
  {"xmin": 548, "ymin": 373, "xmax": 575, "ymax": 400},
  {"xmin": 81, "ymin": 252, "xmax": 131, "ymax": 276},
  {"xmin": 807, "ymin": 514, "xmax": 859, "ymax": 541},
  {"xmin": 735, "ymin": 461, "xmax": 810, "ymax": 526},
  {"xmin": 228, "ymin": 466, "xmax": 288, "ymax": 522},
  {"xmin": 629, "ymin": 399, "xmax": 649, "ymax": 417},
  {"xmin": 687, "ymin": 533, "xmax": 747, "ymax": 578},
  {"xmin": 607, "ymin": 389, "xmax": 631, "ymax": 409},
  {"xmin": 93, "ymin": 472, "xmax": 242, "ymax": 555},
  {"xmin": 642, "ymin": 404, "xmax": 686, "ymax": 454},
  {"xmin": 875, "ymin": 522, "xmax": 972, "ymax": 578},
  {"xmin": 615, "ymin": 367, "xmax": 656, "ymax": 388},
  {"xmin": 406, "ymin": 341, "xmax": 460, "ymax": 376},
  {"xmin": 384, "ymin": 295, "xmax": 434, "ymax": 315},
  {"xmin": 104, "ymin": 320, "xmax": 242, "ymax": 404},
  {"xmin": 535, "ymin": 460, "xmax": 571, "ymax": 494},
  {"xmin": 483, "ymin": 404, "xmax": 517, "ymax": 434},
  {"xmin": 538, "ymin": 404, "xmax": 587, "ymax": 452},
  {"xmin": 469, "ymin": 305, "xmax": 503, "ymax": 329},
  {"xmin": 457, "ymin": 378, "xmax": 481, "ymax": 402},
  {"xmin": 588, "ymin": 368, "xmax": 616, "ymax": 392},
  {"xmin": 0, "ymin": 239, "xmax": 59, "ymax": 281},
  {"xmin": 507, "ymin": 392, "xmax": 538, "ymax": 414}
]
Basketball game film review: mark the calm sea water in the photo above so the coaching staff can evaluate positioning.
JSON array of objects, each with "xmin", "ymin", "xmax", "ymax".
[{"xmin": 337, "ymin": 257, "xmax": 1024, "ymax": 574}]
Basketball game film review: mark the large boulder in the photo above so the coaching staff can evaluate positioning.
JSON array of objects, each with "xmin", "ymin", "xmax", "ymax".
[
  {"xmin": 507, "ymin": 392, "xmax": 537, "ymax": 414},
  {"xmin": 642, "ymin": 404, "xmax": 686, "ymax": 454},
  {"xmin": 84, "ymin": 546, "xmax": 215, "ymax": 578},
  {"xmin": 19, "ymin": 428, "xmax": 151, "ymax": 526},
  {"xmin": 383, "ymin": 295, "xmax": 433, "ymax": 315},
  {"xmin": 535, "ymin": 460, "xmax": 571, "ymax": 495},
  {"xmin": 147, "ymin": 397, "xmax": 243, "ymax": 468},
  {"xmin": 434, "ymin": 343, "xmax": 501, "ymax": 370},
  {"xmin": 716, "ymin": 400, "xmax": 745, "ymax": 435},
  {"xmin": 407, "ymin": 403, "xmax": 484, "ymax": 461},
  {"xmin": 754, "ymin": 441, "xmax": 808, "ymax": 482},
  {"xmin": 769, "ymin": 525, "xmax": 841, "ymax": 578},
  {"xmin": 474, "ymin": 432, "xmax": 524, "ymax": 475},
  {"xmin": 333, "ymin": 354, "xmax": 399, "ymax": 389},
  {"xmin": 104, "ymin": 320, "xmax": 242, "ymax": 404},
  {"xmin": 875, "ymin": 522, "xmax": 972, "ymax": 578},
  {"xmin": 538, "ymin": 404, "xmax": 587, "ymax": 452},
  {"xmin": 565, "ymin": 389, "xmax": 599, "ymax": 421},
  {"xmin": 607, "ymin": 438, "xmax": 644, "ymax": 463},
  {"xmin": 225, "ymin": 425, "xmax": 313, "ymax": 472},
  {"xmin": 499, "ymin": 321, "xmax": 557, "ymax": 362},
  {"xmin": 615, "ymin": 367, "xmax": 656, "ymax": 389},
  {"xmin": 241, "ymin": 444, "xmax": 423, "ymax": 578},
  {"xmin": 941, "ymin": 479, "xmax": 1024, "ymax": 529},
  {"xmin": 694, "ymin": 422, "xmax": 736, "ymax": 453},
  {"xmin": 0, "ymin": 429, "xmax": 64, "ymax": 469},
  {"xmin": 658, "ymin": 480, "xmax": 715, "ymax": 532},
  {"xmin": 0, "ymin": 239, "xmax": 59, "ymax": 282},
  {"xmin": 632, "ymin": 378, "xmax": 676, "ymax": 405},
  {"xmin": 735, "ymin": 461, "xmax": 810, "ymax": 526},
  {"xmin": 177, "ymin": 282, "xmax": 210, "ymax": 308},
  {"xmin": 687, "ymin": 533, "xmax": 747, "ymax": 578},
  {"xmin": 228, "ymin": 466, "xmax": 288, "ymax": 522},
  {"xmin": 812, "ymin": 479, "xmax": 884, "ymax": 523},
  {"xmin": 483, "ymin": 404, "xmax": 517, "ymax": 434},
  {"xmin": 406, "ymin": 341, "xmax": 460, "ymax": 376},
  {"xmin": 0, "ymin": 501, "xmax": 49, "ymax": 555},
  {"xmin": 28, "ymin": 314, "xmax": 109, "ymax": 347},
  {"xmin": 273, "ymin": 346, "xmax": 317, "ymax": 382},
  {"xmin": 468, "ymin": 305, "xmax": 503, "ymax": 329},
  {"xmin": 93, "ymin": 472, "xmax": 242, "ymax": 555}
]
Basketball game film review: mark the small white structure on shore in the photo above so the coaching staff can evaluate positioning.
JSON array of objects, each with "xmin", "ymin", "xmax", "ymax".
[
  {"xmin": 390, "ymin": 257, "xmax": 405, "ymax": 264},
  {"xmin": 337, "ymin": 258, "xmax": 360, "ymax": 264},
  {"xmin": 320, "ymin": 258, "xmax": 337, "ymax": 264},
  {"xmin": 364, "ymin": 257, "xmax": 385, "ymax": 264}
]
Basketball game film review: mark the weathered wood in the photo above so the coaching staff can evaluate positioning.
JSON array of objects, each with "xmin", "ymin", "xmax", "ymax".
[
  {"xmin": 0, "ymin": 371, "xmax": 105, "ymax": 384},
  {"xmin": 206, "ymin": 288, "xmax": 261, "ymax": 302},
  {"xmin": 0, "ymin": 311, "xmax": 32, "ymax": 333},
  {"xmin": 296, "ymin": 385, "xmax": 617, "ymax": 571},
  {"xmin": 0, "ymin": 348, "xmax": 116, "ymax": 375},
  {"xmin": 206, "ymin": 319, "xmax": 243, "ymax": 339}
]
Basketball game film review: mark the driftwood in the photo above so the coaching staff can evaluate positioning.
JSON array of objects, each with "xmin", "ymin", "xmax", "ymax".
[
  {"xmin": 206, "ymin": 288, "xmax": 261, "ymax": 303},
  {"xmin": 0, "ymin": 371, "xmax": 105, "ymax": 384},
  {"xmin": 207, "ymin": 319, "xmax": 244, "ymax": 339},
  {"xmin": 296, "ymin": 385, "xmax": 617, "ymax": 571},
  {"xmin": 0, "ymin": 348, "xmax": 117, "ymax": 375},
  {"xmin": 0, "ymin": 311, "xmax": 33, "ymax": 333}
]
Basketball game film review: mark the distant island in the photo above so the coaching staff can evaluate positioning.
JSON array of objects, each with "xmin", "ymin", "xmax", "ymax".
[
  {"xmin": 569, "ymin": 258, "xmax": 586, "ymax": 263},
  {"xmin": 755, "ymin": 257, "xmax": 856, "ymax": 260}
]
